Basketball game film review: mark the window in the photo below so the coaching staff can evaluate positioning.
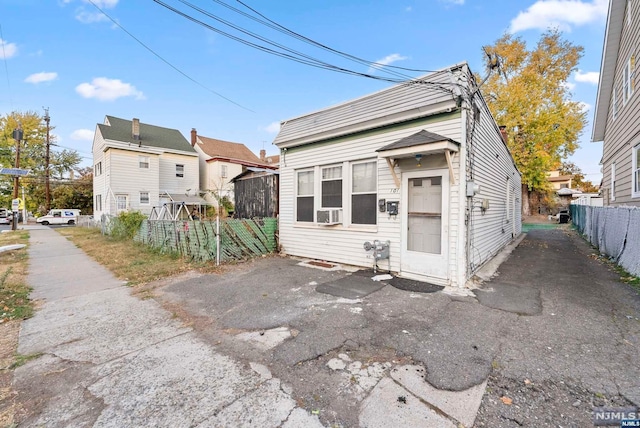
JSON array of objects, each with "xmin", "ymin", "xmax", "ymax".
[
  {"xmin": 612, "ymin": 87, "xmax": 618, "ymax": 120},
  {"xmin": 94, "ymin": 162, "xmax": 102, "ymax": 176},
  {"xmin": 611, "ymin": 162, "xmax": 616, "ymax": 201},
  {"xmin": 628, "ymin": 0, "xmax": 632, "ymax": 26},
  {"xmin": 116, "ymin": 195, "xmax": 128, "ymax": 211},
  {"xmin": 95, "ymin": 194, "xmax": 102, "ymax": 211},
  {"xmin": 221, "ymin": 164, "xmax": 228, "ymax": 178},
  {"xmin": 321, "ymin": 166, "xmax": 342, "ymax": 208},
  {"xmin": 633, "ymin": 145, "xmax": 640, "ymax": 197},
  {"xmin": 53, "ymin": 211, "xmax": 61, "ymax": 218},
  {"xmin": 351, "ymin": 161, "xmax": 377, "ymax": 225},
  {"xmin": 140, "ymin": 192, "xmax": 150, "ymax": 205},
  {"xmin": 176, "ymin": 164, "xmax": 184, "ymax": 178},
  {"xmin": 560, "ymin": 183, "xmax": 569, "ymax": 189},
  {"xmin": 139, "ymin": 156, "xmax": 149, "ymax": 169},
  {"xmin": 296, "ymin": 170, "xmax": 314, "ymax": 222},
  {"xmin": 623, "ymin": 57, "xmax": 634, "ymax": 104}
]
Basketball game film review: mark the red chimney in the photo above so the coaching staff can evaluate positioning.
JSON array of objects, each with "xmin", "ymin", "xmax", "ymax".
[
  {"xmin": 260, "ymin": 149, "xmax": 266, "ymax": 161},
  {"xmin": 499, "ymin": 126, "xmax": 508, "ymax": 144},
  {"xmin": 191, "ymin": 128, "xmax": 197, "ymax": 147}
]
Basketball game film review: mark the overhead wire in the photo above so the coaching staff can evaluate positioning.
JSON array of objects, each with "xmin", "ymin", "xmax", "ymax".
[
  {"xmin": 85, "ymin": 0, "xmax": 255, "ymax": 112},
  {"xmin": 0, "ymin": 23, "xmax": 14, "ymax": 109}
]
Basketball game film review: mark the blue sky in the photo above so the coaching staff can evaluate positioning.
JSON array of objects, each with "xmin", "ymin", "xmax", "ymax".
[{"xmin": 0, "ymin": 0, "xmax": 607, "ymax": 183}]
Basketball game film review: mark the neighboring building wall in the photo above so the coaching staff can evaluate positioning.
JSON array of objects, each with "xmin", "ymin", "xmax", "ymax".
[
  {"xmin": 159, "ymin": 152, "xmax": 199, "ymax": 194},
  {"xmin": 466, "ymin": 93, "xmax": 522, "ymax": 273},
  {"xmin": 92, "ymin": 129, "xmax": 107, "ymax": 218},
  {"xmin": 278, "ymin": 113, "xmax": 463, "ymax": 283},
  {"xmin": 204, "ymin": 160, "xmax": 244, "ymax": 202},
  {"xmin": 601, "ymin": 1, "xmax": 640, "ymax": 207},
  {"xmin": 233, "ymin": 173, "xmax": 279, "ymax": 219}
]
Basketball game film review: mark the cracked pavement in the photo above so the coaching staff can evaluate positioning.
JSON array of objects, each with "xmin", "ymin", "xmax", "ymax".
[{"xmin": 12, "ymin": 227, "xmax": 640, "ymax": 427}]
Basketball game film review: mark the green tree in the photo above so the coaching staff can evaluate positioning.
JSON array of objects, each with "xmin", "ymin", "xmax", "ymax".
[
  {"xmin": 480, "ymin": 30, "xmax": 587, "ymax": 215},
  {"xmin": 50, "ymin": 167, "xmax": 93, "ymax": 214},
  {"xmin": 0, "ymin": 111, "xmax": 83, "ymax": 214}
]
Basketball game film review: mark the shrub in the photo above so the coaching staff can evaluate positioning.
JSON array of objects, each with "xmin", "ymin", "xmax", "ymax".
[{"xmin": 111, "ymin": 211, "xmax": 146, "ymax": 240}]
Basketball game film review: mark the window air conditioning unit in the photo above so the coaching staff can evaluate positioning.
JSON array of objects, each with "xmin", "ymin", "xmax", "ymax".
[{"xmin": 317, "ymin": 208, "xmax": 342, "ymax": 225}]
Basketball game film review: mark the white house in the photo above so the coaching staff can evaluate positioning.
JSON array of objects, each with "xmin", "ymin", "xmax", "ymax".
[
  {"xmin": 92, "ymin": 116, "xmax": 200, "ymax": 218},
  {"xmin": 190, "ymin": 129, "xmax": 275, "ymax": 207},
  {"xmin": 273, "ymin": 63, "xmax": 521, "ymax": 290}
]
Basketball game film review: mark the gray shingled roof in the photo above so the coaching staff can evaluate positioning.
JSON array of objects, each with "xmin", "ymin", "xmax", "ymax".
[
  {"xmin": 376, "ymin": 129, "xmax": 460, "ymax": 152},
  {"xmin": 98, "ymin": 116, "xmax": 195, "ymax": 153}
]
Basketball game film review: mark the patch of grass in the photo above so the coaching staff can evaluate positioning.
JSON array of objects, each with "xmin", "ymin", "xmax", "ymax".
[
  {"xmin": 9, "ymin": 352, "xmax": 42, "ymax": 369},
  {"xmin": 0, "ymin": 231, "xmax": 33, "ymax": 322},
  {"xmin": 57, "ymin": 227, "xmax": 219, "ymax": 287}
]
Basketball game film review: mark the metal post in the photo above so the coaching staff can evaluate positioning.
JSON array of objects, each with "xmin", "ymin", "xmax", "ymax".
[
  {"xmin": 44, "ymin": 108, "xmax": 51, "ymax": 212},
  {"xmin": 11, "ymin": 127, "xmax": 23, "ymax": 231},
  {"xmin": 216, "ymin": 214, "xmax": 220, "ymax": 266},
  {"xmin": 22, "ymin": 186, "xmax": 27, "ymax": 225}
]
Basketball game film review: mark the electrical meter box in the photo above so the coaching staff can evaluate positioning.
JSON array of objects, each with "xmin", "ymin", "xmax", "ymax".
[{"xmin": 386, "ymin": 201, "xmax": 399, "ymax": 216}]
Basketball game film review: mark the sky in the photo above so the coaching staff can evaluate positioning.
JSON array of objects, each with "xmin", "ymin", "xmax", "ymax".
[{"xmin": 0, "ymin": 0, "xmax": 608, "ymax": 183}]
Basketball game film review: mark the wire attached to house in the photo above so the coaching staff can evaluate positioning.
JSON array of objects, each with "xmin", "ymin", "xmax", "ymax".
[{"xmin": 85, "ymin": 0, "xmax": 255, "ymax": 113}]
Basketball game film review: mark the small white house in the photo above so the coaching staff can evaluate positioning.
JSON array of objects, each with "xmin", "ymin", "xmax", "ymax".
[
  {"xmin": 93, "ymin": 116, "xmax": 200, "ymax": 218},
  {"xmin": 273, "ymin": 63, "xmax": 521, "ymax": 290}
]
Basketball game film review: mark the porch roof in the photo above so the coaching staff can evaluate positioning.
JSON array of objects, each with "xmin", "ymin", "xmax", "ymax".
[{"xmin": 376, "ymin": 129, "xmax": 460, "ymax": 159}]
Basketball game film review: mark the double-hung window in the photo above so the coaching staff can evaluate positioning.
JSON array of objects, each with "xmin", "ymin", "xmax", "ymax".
[
  {"xmin": 351, "ymin": 161, "xmax": 377, "ymax": 225},
  {"xmin": 296, "ymin": 170, "xmax": 314, "ymax": 222},
  {"xmin": 623, "ymin": 57, "xmax": 634, "ymax": 104},
  {"xmin": 95, "ymin": 162, "xmax": 102, "ymax": 176},
  {"xmin": 633, "ymin": 145, "xmax": 640, "ymax": 197},
  {"xmin": 140, "ymin": 192, "xmax": 150, "ymax": 205},
  {"xmin": 95, "ymin": 194, "xmax": 102, "ymax": 211},
  {"xmin": 611, "ymin": 162, "xmax": 616, "ymax": 202},
  {"xmin": 176, "ymin": 164, "xmax": 184, "ymax": 178},
  {"xmin": 321, "ymin": 166, "xmax": 342, "ymax": 208},
  {"xmin": 139, "ymin": 156, "xmax": 150, "ymax": 169},
  {"xmin": 221, "ymin": 164, "xmax": 228, "ymax": 178},
  {"xmin": 612, "ymin": 87, "xmax": 618, "ymax": 120}
]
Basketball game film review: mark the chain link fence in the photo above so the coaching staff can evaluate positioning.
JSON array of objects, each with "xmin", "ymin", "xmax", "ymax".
[
  {"xmin": 132, "ymin": 218, "xmax": 278, "ymax": 263},
  {"xmin": 571, "ymin": 205, "xmax": 640, "ymax": 277}
]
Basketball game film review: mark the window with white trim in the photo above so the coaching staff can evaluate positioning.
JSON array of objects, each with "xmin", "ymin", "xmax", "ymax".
[
  {"xmin": 95, "ymin": 194, "xmax": 102, "ymax": 211},
  {"xmin": 623, "ymin": 56, "xmax": 635, "ymax": 104},
  {"xmin": 94, "ymin": 161, "xmax": 102, "ymax": 176},
  {"xmin": 612, "ymin": 86, "xmax": 618, "ymax": 120},
  {"xmin": 628, "ymin": 0, "xmax": 632, "ymax": 26},
  {"xmin": 296, "ymin": 169, "xmax": 314, "ymax": 222},
  {"xmin": 176, "ymin": 164, "xmax": 184, "ymax": 178},
  {"xmin": 321, "ymin": 165, "xmax": 342, "ymax": 208},
  {"xmin": 221, "ymin": 164, "xmax": 228, "ymax": 178},
  {"xmin": 351, "ymin": 161, "xmax": 377, "ymax": 225},
  {"xmin": 633, "ymin": 145, "xmax": 640, "ymax": 197},
  {"xmin": 505, "ymin": 177, "xmax": 511, "ymax": 222},
  {"xmin": 611, "ymin": 162, "xmax": 616, "ymax": 201},
  {"xmin": 140, "ymin": 192, "xmax": 150, "ymax": 205},
  {"xmin": 116, "ymin": 195, "xmax": 128, "ymax": 211},
  {"xmin": 139, "ymin": 156, "xmax": 149, "ymax": 169}
]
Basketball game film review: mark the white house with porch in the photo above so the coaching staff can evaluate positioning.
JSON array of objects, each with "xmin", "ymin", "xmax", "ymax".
[
  {"xmin": 273, "ymin": 63, "xmax": 521, "ymax": 290},
  {"xmin": 92, "ymin": 116, "xmax": 201, "ymax": 219}
]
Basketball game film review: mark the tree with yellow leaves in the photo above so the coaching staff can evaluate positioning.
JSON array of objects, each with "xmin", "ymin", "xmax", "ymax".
[{"xmin": 480, "ymin": 30, "xmax": 587, "ymax": 215}]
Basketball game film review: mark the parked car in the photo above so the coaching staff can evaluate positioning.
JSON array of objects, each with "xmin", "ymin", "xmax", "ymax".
[
  {"xmin": 0, "ymin": 208, "xmax": 10, "ymax": 225},
  {"xmin": 36, "ymin": 209, "xmax": 79, "ymax": 225}
]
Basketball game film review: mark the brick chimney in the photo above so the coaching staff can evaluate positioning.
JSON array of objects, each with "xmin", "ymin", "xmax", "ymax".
[
  {"xmin": 191, "ymin": 128, "xmax": 197, "ymax": 147},
  {"xmin": 132, "ymin": 118, "xmax": 140, "ymax": 140},
  {"xmin": 260, "ymin": 149, "xmax": 266, "ymax": 161},
  {"xmin": 499, "ymin": 125, "xmax": 508, "ymax": 144}
]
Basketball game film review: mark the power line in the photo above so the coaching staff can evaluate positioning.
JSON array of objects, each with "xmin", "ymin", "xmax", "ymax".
[
  {"xmin": 0, "ymin": 23, "xmax": 13, "ymax": 109},
  {"xmin": 85, "ymin": 0, "xmax": 255, "ymax": 112}
]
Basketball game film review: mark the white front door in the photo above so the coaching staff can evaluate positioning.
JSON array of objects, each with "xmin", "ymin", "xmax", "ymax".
[{"xmin": 401, "ymin": 169, "xmax": 449, "ymax": 281}]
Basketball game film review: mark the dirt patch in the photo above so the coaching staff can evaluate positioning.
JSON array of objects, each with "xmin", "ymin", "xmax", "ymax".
[
  {"xmin": 0, "ymin": 320, "xmax": 22, "ymax": 427},
  {"xmin": 475, "ymin": 372, "xmax": 634, "ymax": 427}
]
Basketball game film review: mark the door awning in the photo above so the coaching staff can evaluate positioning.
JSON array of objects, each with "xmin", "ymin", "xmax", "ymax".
[{"xmin": 376, "ymin": 130, "xmax": 460, "ymax": 187}]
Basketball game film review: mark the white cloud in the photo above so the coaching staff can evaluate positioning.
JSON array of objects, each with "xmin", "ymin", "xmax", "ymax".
[
  {"xmin": 441, "ymin": 0, "xmax": 464, "ymax": 4},
  {"xmin": 368, "ymin": 53, "xmax": 409, "ymax": 73},
  {"xmin": 575, "ymin": 70, "xmax": 599, "ymax": 84},
  {"xmin": 579, "ymin": 101, "xmax": 592, "ymax": 112},
  {"xmin": 405, "ymin": 6, "xmax": 413, "ymax": 12},
  {"xmin": 510, "ymin": 0, "xmax": 608, "ymax": 33},
  {"xmin": 75, "ymin": 11, "xmax": 109, "ymax": 24},
  {"xmin": 84, "ymin": 0, "xmax": 119, "ymax": 6},
  {"xmin": 0, "ymin": 39, "xmax": 17, "ymax": 59},
  {"xmin": 263, "ymin": 122, "xmax": 280, "ymax": 134},
  {"xmin": 562, "ymin": 81, "xmax": 577, "ymax": 91},
  {"xmin": 25, "ymin": 72, "xmax": 58, "ymax": 84},
  {"xmin": 71, "ymin": 129, "xmax": 94, "ymax": 141},
  {"xmin": 72, "ymin": 0, "xmax": 118, "ymax": 24},
  {"xmin": 75, "ymin": 77, "xmax": 144, "ymax": 101}
]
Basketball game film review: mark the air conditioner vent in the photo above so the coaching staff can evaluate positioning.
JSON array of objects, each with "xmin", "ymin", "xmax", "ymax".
[{"xmin": 317, "ymin": 208, "xmax": 342, "ymax": 225}]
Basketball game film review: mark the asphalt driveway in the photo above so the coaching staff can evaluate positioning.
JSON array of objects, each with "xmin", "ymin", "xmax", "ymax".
[{"xmin": 12, "ymin": 227, "xmax": 640, "ymax": 427}]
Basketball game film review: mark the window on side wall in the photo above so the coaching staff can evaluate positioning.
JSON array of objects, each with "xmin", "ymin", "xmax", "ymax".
[
  {"xmin": 139, "ymin": 156, "xmax": 150, "ymax": 169},
  {"xmin": 94, "ymin": 161, "xmax": 102, "ymax": 176},
  {"xmin": 321, "ymin": 165, "xmax": 342, "ymax": 208},
  {"xmin": 95, "ymin": 194, "xmax": 102, "ymax": 211},
  {"xmin": 633, "ymin": 145, "xmax": 640, "ymax": 198},
  {"xmin": 612, "ymin": 87, "xmax": 618, "ymax": 120},
  {"xmin": 140, "ymin": 192, "xmax": 150, "ymax": 205},
  {"xmin": 623, "ymin": 56, "xmax": 635, "ymax": 104},
  {"xmin": 351, "ymin": 161, "xmax": 377, "ymax": 225},
  {"xmin": 221, "ymin": 164, "xmax": 228, "ymax": 178},
  {"xmin": 296, "ymin": 169, "xmax": 314, "ymax": 222},
  {"xmin": 611, "ymin": 162, "xmax": 616, "ymax": 201},
  {"xmin": 176, "ymin": 164, "xmax": 184, "ymax": 178}
]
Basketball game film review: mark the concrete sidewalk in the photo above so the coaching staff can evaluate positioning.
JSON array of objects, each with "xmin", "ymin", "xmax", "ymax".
[{"xmin": 14, "ymin": 228, "xmax": 326, "ymax": 427}]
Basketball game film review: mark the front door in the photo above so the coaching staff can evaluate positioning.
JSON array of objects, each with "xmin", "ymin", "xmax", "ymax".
[{"xmin": 401, "ymin": 169, "xmax": 449, "ymax": 280}]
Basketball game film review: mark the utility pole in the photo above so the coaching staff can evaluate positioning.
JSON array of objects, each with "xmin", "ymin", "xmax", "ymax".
[
  {"xmin": 44, "ymin": 108, "xmax": 51, "ymax": 212},
  {"xmin": 11, "ymin": 126, "xmax": 23, "ymax": 230}
]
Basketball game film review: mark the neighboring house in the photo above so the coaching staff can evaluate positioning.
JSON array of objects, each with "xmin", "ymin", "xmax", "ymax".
[
  {"xmin": 260, "ymin": 149, "xmax": 280, "ymax": 169},
  {"xmin": 190, "ymin": 130, "xmax": 274, "ymax": 207},
  {"xmin": 273, "ymin": 62, "xmax": 521, "ymax": 290},
  {"xmin": 592, "ymin": 0, "xmax": 639, "ymax": 206},
  {"xmin": 547, "ymin": 170, "xmax": 573, "ymax": 190},
  {"xmin": 92, "ymin": 116, "xmax": 200, "ymax": 218},
  {"xmin": 232, "ymin": 168, "xmax": 279, "ymax": 219}
]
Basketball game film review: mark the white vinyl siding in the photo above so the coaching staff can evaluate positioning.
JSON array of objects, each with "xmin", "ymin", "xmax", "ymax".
[{"xmin": 159, "ymin": 153, "xmax": 199, "ymax": 194}]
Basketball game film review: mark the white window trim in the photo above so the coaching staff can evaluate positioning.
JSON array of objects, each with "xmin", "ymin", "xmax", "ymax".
[
  {"xmin": 628, "ymin": 0, "xmax": 632, "ymax": 26},
  {"xmin": 350, "ymin": 159, "xmax": 378, "ymax": 226},
  {"xmin": 139, "ymin": 155, "xmax": 150, "ymax": 169},
  {"xmin": 623, "ymin": 57, "xmax": 634, "ymax": 105},
  {"xmin": 612, "ymin": 87, "xmax": 618, "ymax": 120},
  {"xmin": 295, "ymin": 168, "xmax": 315, "ymax": 223},
  {"xmin": 320, "ymin": 164, "xmax": 343, "ymax": 209},
  {"xmin": 140, "ymin": 191, "xmax": 150, "ymax": 205},
  {"xmin": 176, "ymin": 164, "xmax": 185, "ymax": 178},
  {"xmin": 611, "ymin": 162, "xmax": 616, "ymax": 201},
  {"xmin": 633, "ymin": 145, "xmax": 640, "ymax": 198},
  {"xmin": 505, "ymin": 177, "xmax": 511, "ymax": 223}
]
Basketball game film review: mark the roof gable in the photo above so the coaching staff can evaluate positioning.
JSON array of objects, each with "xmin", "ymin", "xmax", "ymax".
[
  {"xmin": 196, "ymin": 136, "xmax": 262, "ymax": 163},
  {"xmin": 98, "ymin": 116, "xmax": 195, "ymax": 153}
]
